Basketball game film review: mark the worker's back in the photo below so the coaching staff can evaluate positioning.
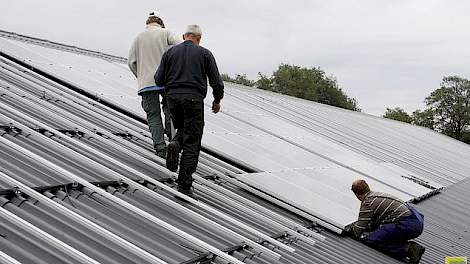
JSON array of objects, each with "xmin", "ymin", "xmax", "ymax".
[
  {"xmin": 155, "ymin": 40, "xmax": 224, "ymax": 102},
  {"xmin": 363, "ymin": 192, "xmax": 412, "ymax": 228},
  {"xmin": 128, "ymin": 24, "xmax": 181, "ymax": 92}
]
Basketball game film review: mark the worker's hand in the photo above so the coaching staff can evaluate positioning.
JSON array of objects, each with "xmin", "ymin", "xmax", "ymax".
[
  {"xmin": 341, "ymin": 224, "xmax": 353, "ymax": 237},
  {"xmin": 212, "ymin": 101, "xmax": 221, "ymax": 113}
]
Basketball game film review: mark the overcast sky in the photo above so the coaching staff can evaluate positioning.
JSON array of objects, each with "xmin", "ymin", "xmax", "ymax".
[{"xmin": 1, "ymin": 0, "xmax": 469, "ymax": 115}]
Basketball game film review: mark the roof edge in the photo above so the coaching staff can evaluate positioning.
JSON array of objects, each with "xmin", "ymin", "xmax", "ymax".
[{"xmin": 0, "ymin": 29, "xmax": 127, "ymax": 63}]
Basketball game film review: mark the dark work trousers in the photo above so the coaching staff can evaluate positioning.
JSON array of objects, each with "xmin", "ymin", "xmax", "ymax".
[
  {"xmin": 141, "ymin": 91, "xmax": 167, "ymax": 152},
  {"xmin": 167, "ymin": 93, "xmax": 204, "ymax": 189},
  {"xmin": 161, "ymin": 95, "xmax": 173, "ymax": 139},
  {"xmin": 363, "ymin": 205, "xmax": 424, "ymax": 259}
]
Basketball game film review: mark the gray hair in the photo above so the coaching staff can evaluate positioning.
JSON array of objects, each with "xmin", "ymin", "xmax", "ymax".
[{"xmin": 184, "ymin": 24, "xmax": 202, "ymax": 36}]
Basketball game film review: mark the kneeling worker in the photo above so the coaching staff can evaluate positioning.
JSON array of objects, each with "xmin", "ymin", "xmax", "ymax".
[{"xmin": 344, "ymin": 179, "xmax": 426, "ymax": 263}]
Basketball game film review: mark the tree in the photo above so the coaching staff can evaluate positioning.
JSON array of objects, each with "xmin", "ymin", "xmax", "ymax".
[
  {"xmin": 222, "ymin": 64, "xmax": 359, "ymax": 111},
  {"xmin": 220, "ymin": 73, "xmax": 233, "ymax": 83},
  {"xmin": 256, "ymin": 64, "xmax": 360, "ymax": 111},
  {"xmin": 461, "ymin": 130, "xmax": 470, "ymax": 144},
  {"xmin": 425, "ymin": 76, "xmax": 470, "ymax": 140},
  {"xmin": 256, "ymin": 72, "xmax": 273, "ymax": 91},
  {"xmin": 221, "ymin": 73, "xmax": 255, "ymax": 87},
  {"xmin": 411, "ymin": 109, "xmax": 435, "ymax": 129},
  {"xmin": 383, "ymin": 107, "xmax": 412, "ymax": 123}
]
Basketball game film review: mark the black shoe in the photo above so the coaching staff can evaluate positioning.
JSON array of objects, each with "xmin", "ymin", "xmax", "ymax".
[
  {"xmin": 175, "ymin": 186, "xmax": 197, "ymax": 201},
  {"xmin": 156, "ymin": 148, "xmax": 167, "ymax": 159},
  {"xmin": 166, "ymin": 141, "xmax": 180, "ymax": 172},
  {"xmin": 408, "ymin": 241, "xmax": 425, "ymax": 264}
]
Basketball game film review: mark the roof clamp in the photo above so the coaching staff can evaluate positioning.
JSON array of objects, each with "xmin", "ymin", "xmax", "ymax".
[
  {"xmin": 12, "ymin": 186, "xmax": 21, "ymax": 196},
  {"xmin": 35, "ymin": 127, "xmax": 55, "ymax": 138},
  {"xmin": 0, "ymin": 124, "xmax": 23, "ymax": 137},
  {"xmin": 201, "ymin": 174, "xmax": 218, "ymax": 181}
]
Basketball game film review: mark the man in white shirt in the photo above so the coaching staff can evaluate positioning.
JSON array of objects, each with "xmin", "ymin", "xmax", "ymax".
[{"xmin": 128, "ymin": 12, "xmax": 181, "ymax": 158}]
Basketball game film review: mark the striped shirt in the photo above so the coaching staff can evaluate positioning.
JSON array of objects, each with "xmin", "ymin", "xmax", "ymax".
[{"xmin": 351, "ymin": 191, "xmax": 411, "ymax": 238}]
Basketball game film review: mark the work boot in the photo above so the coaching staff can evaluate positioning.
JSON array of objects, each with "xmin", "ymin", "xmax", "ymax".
[
  {"xmin": 156, "ymin": 148, "xmax": 167, "ymax": 159},
  {"xmin": 408, "ymin": 241, "xmax": 425, "ymax": 264},
  {"xmin": 166, "ymin": 141, "xmax": 180, "ymax": 172},
  {"xmin": 175, "ymin": 186, "xmax": 197, "ymax": 201}
]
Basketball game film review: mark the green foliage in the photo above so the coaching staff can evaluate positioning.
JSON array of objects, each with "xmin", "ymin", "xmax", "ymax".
[
  {"xmin": 425, "ymin": 76, "xmax": 470, "ymax": 140},
  {"xmin": 255, "ymin": 72, "xmax": 273, "ymax": 91},
  {"xmin": 411, "ymin": 109, "xmax": 435, "ymax": 129},
  {"xmin": 221, "ymin": 73, "xmax": 255, "ymax": 87},
  {"xmin": 385, "ymin": 75, "xmax": 470, "ymax": 144},
  {"xmin": 383, "ymin": 107, "xmax": 412, "ymax": 123},
  {"xmin": 269, "ymin": 64, "xmax": 360, "ymax": 111},
  {"xmin": 257, "ymin": 64, "xmax": 360, "ymax": 111},
  {"xmin": 222, "ymin": 64, "xmax": 360, "ymax": 111},
  {"xmin": 220, "ymin": 73, "xmax": 232, "ymax": 82},
  {"xmin": 461, "ymin": 131, "xmax": 470, "ymax": 144}
]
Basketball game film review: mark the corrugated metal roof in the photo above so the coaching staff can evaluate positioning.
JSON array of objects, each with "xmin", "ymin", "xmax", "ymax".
[
  {"xmin": 0, "ymin": 32, "xmax": 456, "ymax": 233},
  {"xmin": 415, "ymin": 177, "xmax": 470, "ymax": 262},
  {"xmin": 1, "ymin": 30, "xmax": 468, "ymax": 189},
  {"xmin": 0, "ymin": 30, "xmax": 469, "ymax": 263}
]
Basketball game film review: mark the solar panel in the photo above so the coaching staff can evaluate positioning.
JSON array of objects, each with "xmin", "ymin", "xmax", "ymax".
[{"xmin": 237, "ymin": 166, "xmax": 419, "ymax": 229}]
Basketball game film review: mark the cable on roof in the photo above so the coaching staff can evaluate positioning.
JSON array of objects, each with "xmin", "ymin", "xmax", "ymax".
[{"xmin": 63, "ymin": 184, "xmax": 76, "ymax": 208}]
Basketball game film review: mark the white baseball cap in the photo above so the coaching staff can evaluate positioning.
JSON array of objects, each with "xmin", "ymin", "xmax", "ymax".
[
  {"xmin": 148, "ymin": 11, "xmax": 161, "ymax": 18},
  {"xmin": 185, "ymin": 24, "xmax": 202, "ymax": 36}
]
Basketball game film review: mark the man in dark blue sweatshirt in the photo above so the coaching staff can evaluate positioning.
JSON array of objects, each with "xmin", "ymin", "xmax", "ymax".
[{"xmin": 155, "ymin": 24, "xmax": 224, "ymax": 196}]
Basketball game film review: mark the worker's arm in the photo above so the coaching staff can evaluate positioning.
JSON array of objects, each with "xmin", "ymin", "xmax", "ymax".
[
  {"xmin": 350, "ymin": 201, "xmax": 374, "ymax": 239},
  {"xmin": 167, "ymin": 31, "xmax": 183, "ymax": 46},
  {"xmin": 154, "ymin": 51, "xmax": 168, "ymax": 87},
  {"xmin": 128, "ymin": 39, "xmax": 138, "ymax": 77},
  {"xmin": 205, "ymin": 50, "xmax": 224, "ymax": 105}
]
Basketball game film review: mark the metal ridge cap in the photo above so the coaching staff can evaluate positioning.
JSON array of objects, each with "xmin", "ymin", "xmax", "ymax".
[{"xmin": 0, "ymin": 29, "xmax": 127, "ymax": 63}]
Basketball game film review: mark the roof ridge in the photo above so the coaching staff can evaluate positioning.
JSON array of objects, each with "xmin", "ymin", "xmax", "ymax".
[{"xmin": 0, "ymin": 29, "xmax": 127, "ymax": 63}]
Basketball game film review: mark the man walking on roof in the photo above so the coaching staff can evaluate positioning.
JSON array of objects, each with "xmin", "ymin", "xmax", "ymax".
[
  {"xmin": 128, "ymin": 11, "xmax": 182, "ymax": 158},
  {"xmin": 155, "ymin": 24, "xmax": 224, "ymax": 196},
  {"xmin": 344, "ymin": 179, "xmax": 426, "ymax": 263}
]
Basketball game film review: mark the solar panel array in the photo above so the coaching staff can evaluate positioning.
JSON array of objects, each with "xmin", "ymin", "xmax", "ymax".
[{"xmin": 0, "ymin": 34, "xmax": 453, "ymax": 231}]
